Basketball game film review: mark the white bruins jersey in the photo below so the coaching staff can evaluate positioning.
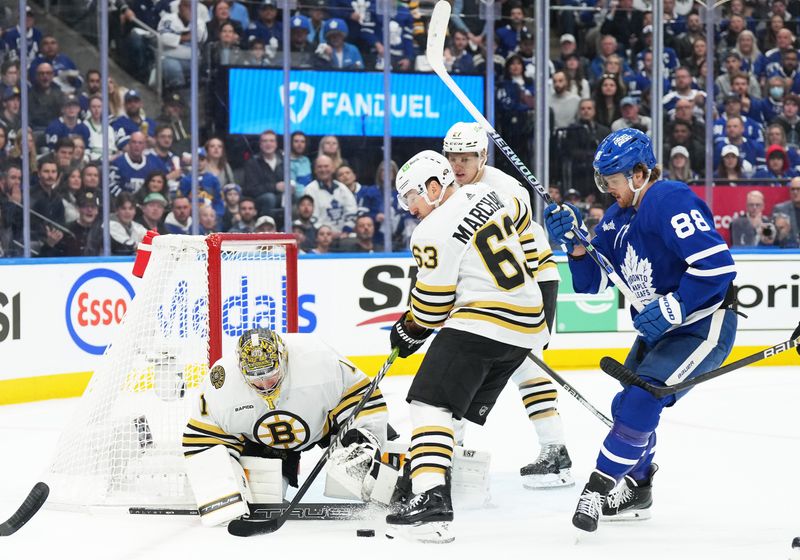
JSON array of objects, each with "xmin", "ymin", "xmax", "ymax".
[
  {"xmin": 475, "ymin": 166, "xmax": 560, "ymax": 283},
  {"xmin": 183, "ymin": 334, "xmax": 388, "ymax": 458},
  {"xmin": 409, "ymin": 182, "xmax": 549, "ymax": 350}
]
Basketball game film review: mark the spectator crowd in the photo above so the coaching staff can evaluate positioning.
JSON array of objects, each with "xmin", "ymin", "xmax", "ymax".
[{"xmin": 2, "ymin": 0, "xmax": 800, "ymax": 256}]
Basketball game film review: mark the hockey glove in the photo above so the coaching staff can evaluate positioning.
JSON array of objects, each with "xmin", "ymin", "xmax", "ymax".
[
  {"xmin": 328, "ymin": 428, "xmax": 381, "ymax": 501},
  {"xmin": 633, "ymin": 293, "xmax": 685, "ymax": 346},
  {"xmin": 543, "ymin": 202, "xmax": 587, "ymax": 253},
  {"xmin": 390, "ymin": 311, "xmax": 433, "ymax": 358}
]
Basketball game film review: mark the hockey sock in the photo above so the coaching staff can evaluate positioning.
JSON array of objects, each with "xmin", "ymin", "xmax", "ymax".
[
  {"xmin": 408, "ymin": 401, "xmax": 455, "ymax": 495},
  {"xmin": 628, "ymin": 432, "xmax": 657, "ymax": 481},
  {"xmin": 596, "ymin": 421, "xmax": 652, "ymax": 481}
]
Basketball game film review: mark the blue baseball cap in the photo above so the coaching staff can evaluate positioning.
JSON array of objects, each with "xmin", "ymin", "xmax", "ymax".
[
  {"xmin": 323, "ymin": 18, "xmax": 348, "ymax": 37},
  {"xmin": 291, "ymin": 14, "xmax": 311, "ymax": 33},
  {"xmin": 124, "ymin": 89, "xmax": 142, "ymax": 101}
]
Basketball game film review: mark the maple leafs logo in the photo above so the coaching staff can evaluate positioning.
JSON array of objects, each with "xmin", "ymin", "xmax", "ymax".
[{"xmin": 619, "ymin": 244, "xmax": 655, "ymax": 302}]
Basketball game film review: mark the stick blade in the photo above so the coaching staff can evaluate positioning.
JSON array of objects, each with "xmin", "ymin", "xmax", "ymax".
[
  {"xmin": 0, "ymin": 482, "xmax": 49, "ymax": 537},
  {"xmin": 227, "ymin": 517, "xmax": 280, "ymax": 537},
  {"xmin": 425, "ymin": 1, "xmax": 451, "ymax": 72}
]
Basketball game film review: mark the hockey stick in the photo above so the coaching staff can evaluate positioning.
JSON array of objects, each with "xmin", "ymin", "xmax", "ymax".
[
  {"xmin": 526, "ymin": 353, "xmax": 612, "ymax": 427},
  {"xmin": 130, "ymin": 502, "xmax": 371, "ymax": 520},
  {"xmin": 0, "ymin": 482, "xmax": 49, "ymax": 537},
  {"xmin": 227, "ymin": 348, "xmax": 400, "ymax": 537},
  {"xmin": 426, "ymin": 0, "xmax": 644, "ymax": 313},
  {"xmin": 599, "ymin": 322, "xmax": 800, "ymax": 399}
]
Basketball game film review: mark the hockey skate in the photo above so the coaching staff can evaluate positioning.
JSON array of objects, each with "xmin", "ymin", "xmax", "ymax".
[
  {"xmin": 385, "ymin": 484, "xmax": 454, "ymax": 544},
  {"xmin": 572, "ymin": 471, "xmax": 615, "ymax": 533},
  {"xmin": 602, "ymin": 464, "xmax": 658, "ymax": 522},
  {"xmin": 388, "ymin": 461, "xmax": 412, "ymax": 513},
  {"xmin": 520, "ymin": 444, "xmax": 574, "ymax": 489}
]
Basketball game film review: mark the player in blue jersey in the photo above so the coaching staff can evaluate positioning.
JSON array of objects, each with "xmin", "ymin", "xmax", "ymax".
[{"xmin": 544, "ymin": 128, "xmax": 739, "ymax": 533}]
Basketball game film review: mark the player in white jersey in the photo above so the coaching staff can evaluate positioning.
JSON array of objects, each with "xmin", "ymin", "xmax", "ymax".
[
  {"xmin": 182, "ymin": 328, "xmax": 389, "ymax": 519},
  {"xmin": 384, "ymin": 151, "xmax": 549, "ymax": 543},
  {"xmin": 441, "ymin": 122, "xmax": 573, "ymax": 488}
]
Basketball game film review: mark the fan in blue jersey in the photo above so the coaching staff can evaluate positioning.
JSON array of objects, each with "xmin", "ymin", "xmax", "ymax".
[
  {"xmin": 109, "ymin": 131, "xmax": 168, "ymax": 196},
  {"xmin": 178, "ymin": 148, "xmax": 223, "ymax": 218},
  {"xmin": 44, "ymin": 95, "xmax": 90, "ymax": 151},
  {"xmin": 544, "ymin": 128, "xmax": 739, "ymax": 533},
  {"xmin": 111, "ymin": 90, "xmax": 157, "ymax": 149}
]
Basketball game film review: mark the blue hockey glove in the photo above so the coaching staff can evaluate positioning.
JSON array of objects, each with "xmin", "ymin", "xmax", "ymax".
[
  {"xmin": 544, "ymin": 202, "xmax": 587, "ymax": 253},
  {"xmin": 633, "ymin": 293, "xmax": 685, "ymax": 346}
]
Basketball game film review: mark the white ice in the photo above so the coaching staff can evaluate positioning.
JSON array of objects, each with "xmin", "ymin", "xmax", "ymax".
[{"xmin": 1, "ymin": 366, "xmax": 798, "ymax": 560}]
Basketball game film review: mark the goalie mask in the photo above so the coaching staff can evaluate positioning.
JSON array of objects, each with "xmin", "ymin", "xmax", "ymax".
[
  {"xmin": 395, "ymin": 150, "xmax": 455, "ymax": 211},
  {"xmin": 236, "ymin": 328, "xmax": 287, "ymax": 396}
]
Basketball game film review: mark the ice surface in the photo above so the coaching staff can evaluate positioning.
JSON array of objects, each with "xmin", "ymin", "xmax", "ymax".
[{"xmin": 0, "ymin": 367, "xmax": 798, "ymax": 559}]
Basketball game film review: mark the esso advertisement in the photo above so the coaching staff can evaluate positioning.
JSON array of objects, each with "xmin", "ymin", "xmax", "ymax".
[{"xmin": 66, "ymin": 268, "xmax": 135, "ymax": 355}]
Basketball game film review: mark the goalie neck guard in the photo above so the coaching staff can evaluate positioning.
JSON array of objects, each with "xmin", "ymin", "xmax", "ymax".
[{"xmin": 236, "ymin": 328, "xmax": 287, "ymax": 396}]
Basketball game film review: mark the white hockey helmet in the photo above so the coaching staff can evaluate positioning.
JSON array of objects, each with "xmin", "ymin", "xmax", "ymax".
[
  {"xmin": 443, "ymin": 122, "xmax": 488, "ymax": 156},
  {"xmin": 236, "ymin": 328, "xmax": 287, "ymax": 396},
  {"xmin": 396, "ymin": 150, "xmax": 455, "ymax": 211}
]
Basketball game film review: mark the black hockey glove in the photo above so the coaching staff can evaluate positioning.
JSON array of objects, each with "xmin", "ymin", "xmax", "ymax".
[{"xmin": 390, "ymin": 311, "xmax": 433, "ymax": 358}]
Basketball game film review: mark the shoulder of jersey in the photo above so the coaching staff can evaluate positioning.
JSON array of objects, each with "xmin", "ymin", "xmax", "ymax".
[
  {"xmin": 645, "ymin": 179, "xmax": 692, "ymax": 208},
  {"xmin": 205, "ymin": 355, "xmax": 243, "ymax": 394}
]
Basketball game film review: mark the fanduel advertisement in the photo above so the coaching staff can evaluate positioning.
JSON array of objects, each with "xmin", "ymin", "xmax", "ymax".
[{"xmin": 227, "ymin": 68, "xmax": 485, "ymax": 137}]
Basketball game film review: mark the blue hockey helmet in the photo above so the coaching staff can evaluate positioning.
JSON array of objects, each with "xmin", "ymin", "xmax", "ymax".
[{"xmin": 592, "ymin": 128, "xmax": 657, "ymax": 193}]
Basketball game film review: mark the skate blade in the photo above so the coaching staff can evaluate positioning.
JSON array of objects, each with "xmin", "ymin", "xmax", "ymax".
[
  {"xmin": 601, "ymin": 508, "xmax": 651, "ymax": 522},
  {"xmin": 522, "ymin": 469, "xmax": 575, "ymax": 489},
  {"xmin": 385, "ymin": 522, "xmax": 454, "ymax": 543}
]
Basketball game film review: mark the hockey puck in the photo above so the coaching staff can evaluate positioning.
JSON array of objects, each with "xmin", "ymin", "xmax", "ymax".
[{"xmin": 357, "ymin": 529, "xmax": 375, "ymax": 537}]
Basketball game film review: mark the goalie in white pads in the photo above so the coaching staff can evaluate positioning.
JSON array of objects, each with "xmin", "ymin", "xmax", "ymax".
[
  {"xmin": 442, "ymin": 122, "xmax": 573, "ymax": 488},
  {"xmin": 385, "ymin": 151, "xmax": 549, "ymax": 543},
  {"xmin": 182, "ymin": 328, "xmax": 391, "ymax": 526}
]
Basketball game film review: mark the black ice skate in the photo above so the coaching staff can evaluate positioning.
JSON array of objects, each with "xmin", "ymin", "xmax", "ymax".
[
  {"xmin": 520, "ymin": 443, "xmax": 574, "ymax": 489},
  {"xmin": 602, "ymin": 464, "xmax": 658, "ymax": 522},
  {"xmin": 388, "ymin": 461, "xmax": 412, "ymax": 513},
  {"xmin": 385, "ymin": 483, "xmax": 454, "ymax": 543},
  {"xmin": 572, "ymin": 471, "xmax": 616, "ymax": 533}
]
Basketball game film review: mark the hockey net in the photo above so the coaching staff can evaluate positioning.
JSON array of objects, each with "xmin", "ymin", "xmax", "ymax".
[{"xmin": 45, "ymin": 233, "xmax": 298, "ymax": 510}]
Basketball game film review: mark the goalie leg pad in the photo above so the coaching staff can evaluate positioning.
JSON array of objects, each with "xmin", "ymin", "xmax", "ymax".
[
  {"xmin": 185, "ymin": 445, "xmax": 251, "ymax": 526},
  {"xmin": 239, "ymin": 457, "xmax": 284, "ymax": 504},
  {"xmin": 451, "ymin": 446, "xmax": 491, "ymax": 509}
]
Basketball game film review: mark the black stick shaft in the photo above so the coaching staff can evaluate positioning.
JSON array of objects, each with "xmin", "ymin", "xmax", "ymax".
[
  {"xmin": 527, "ymin": 353, "xmax": 612, "ymax": 427},
  {"xmin": 600, "ymin": 329, "xmax": 800, "ymax": 398}
]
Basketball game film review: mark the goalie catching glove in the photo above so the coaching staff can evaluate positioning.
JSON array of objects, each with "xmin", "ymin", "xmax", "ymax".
[
  {"xmin": 327, "ymin": 428, "xmax": 384, "ymax": 502},
  {"xmin": 390, "ymin": 311, "xmax": 433, "ymax": 358}
]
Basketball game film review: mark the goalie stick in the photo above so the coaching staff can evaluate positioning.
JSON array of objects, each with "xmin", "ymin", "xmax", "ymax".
[
  {"xmin": 130, "ymin": 502, "xmax": 371, "ymax": 521},
  {"xmin": 426, "ymin": 0, "xmax": 644, "ymax": 313},
  {"xmin": 227, "ymin": 348, "xmax": 400, "ymax": 537},
  {"xmin": 599, "ymin": 322, "xmax": 800, "ymax": 398},
  {"xmin": 0, "ymin": 482, "xmax": 49, "ymax": 537},
  {"xmin": 526, "ymin": 353, "xmax": 612, "ymax": 427}
]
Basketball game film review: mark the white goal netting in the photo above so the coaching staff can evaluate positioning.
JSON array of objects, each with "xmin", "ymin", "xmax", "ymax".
[{"xmin": 45, "ymin": 234, "xmax": 297, "ymax": 510}]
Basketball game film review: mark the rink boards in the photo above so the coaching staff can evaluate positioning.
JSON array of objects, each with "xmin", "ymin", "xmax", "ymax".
[{"xmin": 0, "ymin": 250, "xmax": 797, "ymax": 404}]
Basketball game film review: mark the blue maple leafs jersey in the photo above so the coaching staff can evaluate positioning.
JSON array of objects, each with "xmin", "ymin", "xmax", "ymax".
[{"xmin": 568, "ymin": 180, "xmax": 736, "ymax": 338}]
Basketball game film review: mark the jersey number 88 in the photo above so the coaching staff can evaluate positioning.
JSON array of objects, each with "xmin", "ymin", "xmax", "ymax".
[{"xmin": 670, "ymin": 210, "xmax": 711, "ymax": 239}]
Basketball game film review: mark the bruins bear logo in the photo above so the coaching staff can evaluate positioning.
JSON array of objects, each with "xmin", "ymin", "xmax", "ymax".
[{"xmin": 209, "ymin": 365, "xmax": 225, "ymax": 389}]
